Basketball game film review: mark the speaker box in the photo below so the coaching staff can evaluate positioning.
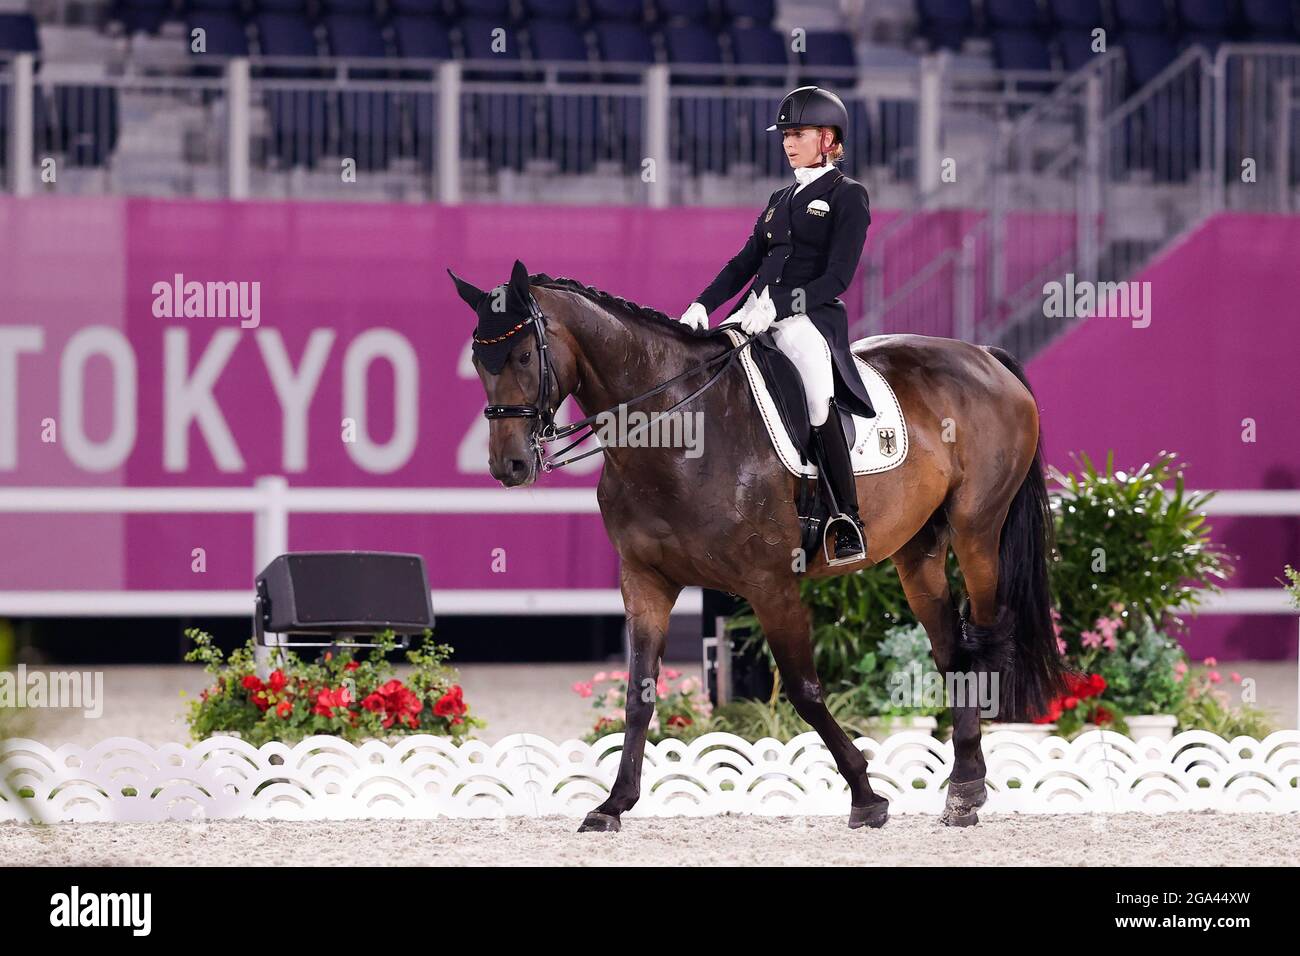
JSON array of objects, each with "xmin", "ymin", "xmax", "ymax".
[{"xmin": 256, "ymin": 552, "xmax": 434, "ymax": 636}]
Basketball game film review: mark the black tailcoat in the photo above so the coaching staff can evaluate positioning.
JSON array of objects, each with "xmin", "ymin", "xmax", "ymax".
[{"xmin": 694, "ymin": 167, "xmax": 875, "ymax": 420}]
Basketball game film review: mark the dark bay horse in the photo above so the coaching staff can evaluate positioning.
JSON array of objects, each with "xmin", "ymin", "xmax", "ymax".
[{"xmin": 449, "ymin": 260, "xmax": 1068, "ymax": 830}]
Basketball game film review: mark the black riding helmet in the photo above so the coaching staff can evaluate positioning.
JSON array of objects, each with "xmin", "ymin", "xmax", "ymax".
[{"xmin": 766, "ymin": 86, "xmax": 848, "ymax": 145}]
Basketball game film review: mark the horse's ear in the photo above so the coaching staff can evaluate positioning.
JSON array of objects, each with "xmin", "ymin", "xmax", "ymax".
[
  {"xmin": 509, "ymin": 259, "xmax": 530, "ymax": 300},
  {"xmin": 447, "ymin": 268, "xmax": 486, "ymax": 310}
]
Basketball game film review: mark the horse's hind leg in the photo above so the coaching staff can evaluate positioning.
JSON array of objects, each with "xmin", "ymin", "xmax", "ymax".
[
  {"xmin": 751, "ymin": 586, "xmax": 889, "ymax": 829},
  {"xmin": 891, "ymin": 520, "xmax": 988, "ymax": 827},
  {"xmin": 578, "ymin": 562, "xmax": 680, "ymax": 833}
]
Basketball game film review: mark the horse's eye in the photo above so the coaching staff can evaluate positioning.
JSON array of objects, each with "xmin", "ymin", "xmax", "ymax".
[{"xmin": 519, "ymin": 351, "xmax": 531, "ymax": 366}]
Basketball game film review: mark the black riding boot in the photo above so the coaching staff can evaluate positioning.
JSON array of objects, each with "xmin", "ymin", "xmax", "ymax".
[{"xmin": 812, "ymin": 404, "xmax": 866, "ymax": 562}]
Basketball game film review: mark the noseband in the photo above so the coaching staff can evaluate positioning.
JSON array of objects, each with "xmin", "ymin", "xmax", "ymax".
[{"xmin": 480, "ymin": 292, "xmax": 756, "ymax": 472}]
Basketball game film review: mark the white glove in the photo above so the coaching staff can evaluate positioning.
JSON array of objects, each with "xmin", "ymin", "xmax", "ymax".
[
  {"xmin": 740, "ymin": 286, "xmax": 777, "ymax": 334},
  {"xmin": 677, "ymin": 301, "xmax": 709, "ymax": 331}
]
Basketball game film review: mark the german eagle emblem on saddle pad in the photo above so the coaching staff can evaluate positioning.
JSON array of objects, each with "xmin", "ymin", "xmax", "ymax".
[{"xmin": 723, "ymin": 328, "xmax": 909, "ymax": 478}]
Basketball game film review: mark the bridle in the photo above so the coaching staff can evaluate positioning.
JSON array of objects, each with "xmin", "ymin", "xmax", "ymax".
[{"xmin": 479, "ymin": 292, "xmax": 756, "ymax": 472}]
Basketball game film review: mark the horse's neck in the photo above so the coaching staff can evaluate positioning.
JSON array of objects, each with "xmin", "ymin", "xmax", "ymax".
[{"xmin": 558, "ymin": 303, "xmax": 728, "ymax": 420}]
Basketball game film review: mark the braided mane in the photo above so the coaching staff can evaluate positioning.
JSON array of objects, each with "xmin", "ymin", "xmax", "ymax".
[{"xmin": 529, "ymin": 273, "xmax": 687, "ymax": 332}]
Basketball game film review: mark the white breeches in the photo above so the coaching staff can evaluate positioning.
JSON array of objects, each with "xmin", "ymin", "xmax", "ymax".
[{"xmin": 771, "ymin": 314, "xmax": 835, "ymax": 427}]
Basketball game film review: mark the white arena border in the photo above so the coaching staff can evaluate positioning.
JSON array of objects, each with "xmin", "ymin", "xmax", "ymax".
[{"xmin": 2, "ymin": 729, "xmax": 1299, "ymax": 823}]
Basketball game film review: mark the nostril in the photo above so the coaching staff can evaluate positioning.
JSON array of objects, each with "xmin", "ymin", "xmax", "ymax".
[{"xmin": 508, "ymin": 458, "xmax": 529, "ymax": 477}]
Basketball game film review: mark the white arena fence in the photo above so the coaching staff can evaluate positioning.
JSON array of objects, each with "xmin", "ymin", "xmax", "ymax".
[{"xmin": 2, "ymin": 729, "xmax": 1298, "ymax": 823}]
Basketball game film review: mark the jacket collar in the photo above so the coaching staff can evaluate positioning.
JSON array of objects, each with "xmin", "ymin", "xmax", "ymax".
[{"xmin": 786, "ymin": 166, "xmax": 843, "ymax": 208}]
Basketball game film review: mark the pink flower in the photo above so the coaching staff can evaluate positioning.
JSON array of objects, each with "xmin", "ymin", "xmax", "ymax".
[
  {"xmin": 1111, "ymin": 602, "xmax": 1125, "ymax": 613},
  {"xmin": 1208, "ymin": 671, "xmax": 1222, "ymax": 684},
  {"xmin": 1095, "ymin": 617, "xmax": 1120, "ymax": 642},
  {"xmin": 1203, "ymin": 656, "xmax": 1218, "ymax": 667},
  {"xmin": 656, "ymin": 677, "xmax": 669, "ymax": 699},
  {"xmin": 1231, "ymin": 672, "xmax": 1242, "ymax": 683},
  {"xmin": 1102, "ymin": 634, "xmax": 1117, "ymax": 652},
  {"xmin": 1174, "ymin": 661, "xmax": 1188, "ymax": 674},
  {"xmin": 1056, "ymin": 638, "xmax": 1068, "ymax": 655},
  {"xmin": 663, "ymin": 668, "xmax": 682, "ymax": 680},
  {"xmin": 592, "ymin": 671, "xmax": 608, "ymax": 682},
  {"xmin": 1050, "ymin": 608, "xmax": 1061, "ymax": 621},
  {"xmin": 611, "ymin": 670, "xmax": 629, "ymax": 681},
  {"xmin": 572, "ymin": 681, "xmax": 594, "ymax": 698},
  {"xmin": 1080, "ymin": 630, "xmax": 1102, "ymax": 649},
  {"xmin": 679, "ymin": 676, "xmax": 699, "ymax": 694}
]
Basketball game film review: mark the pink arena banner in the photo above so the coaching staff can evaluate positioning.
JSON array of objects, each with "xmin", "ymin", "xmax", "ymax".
[{"xmin": 0, "ymin": 197, "xmax": 1296, "ymax": 659}]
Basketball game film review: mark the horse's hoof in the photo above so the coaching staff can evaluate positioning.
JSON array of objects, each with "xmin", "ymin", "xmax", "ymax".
[
  {"xmin": 848, "ymin": 798, "xmax": 890, "ymax": 829},
  {"xmin": 941, "ymin": 777, "xmax": 987, "ymax": 827},
  {"xmin": 940, "ymin": 806, "xmax": 979, "ymax": 827},
  {"xmin": 577, "ymin": 811, "xmax": 621, "ymax": 833}
]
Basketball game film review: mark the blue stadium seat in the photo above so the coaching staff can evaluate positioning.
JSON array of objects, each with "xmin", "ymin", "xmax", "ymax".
[
  {"xmin": 258, "ymin": 0, "xmax": 313, "ymax": 13},
  {"xmin": 1122, "ymin": 31, "xmax": 1177, "ymax": 87},
  {"xmin": 1176, "ymin": 0, "xmax": 1233, "ymax": 33},
  {"xmin": 662, "ymin": 23, "xmax": 724, "ymax": 83},
  {"xmin": 916, "ymin": 0, "xmax": 974, "ymax": 52},
  {"xmin": 1047, "ymin": 0, "xmax": 1106, "ymax": 30},
  {"xmin": 456, "ymin": 0, "xmax": 512, "ymax": 19},
  {"xmin": 521, "ymin": 0, "xmax": 581, "ymax": 19},
  {"xmin": 188, "ymin": 0, "xmax": 245, "ymax": 11},
  {"xmin": 528, "ymin": 19, "xmax": 592, "ymax": 79},
  {"xmin": 324, "ymin": 13, "xmax": 388, "ymax": 59},
  {"xmin": 389, "ymin": 0, "xmax": 445, "ymax": 15},
  {"xmin": 727, "ymin": 24, "xmax": 787, "ymax": 84},
  {"xmin": 188, "ymin": 11, "xmax": 250, "ymax": 58},
  {"xmin": 992, "ymin": 30, "xmax": 1053, "ymax": 71},
  {"xmin": 721, "ymin": 0, "xmax": 775, "ymax": 27},
  {"xmin": 1113, "ymin": 0, "xmax": 1171, "ymax": 33},
  {"xmin": 1241, "ymin": 0, "xmax": 1297, "ymax": 40},
  {"xmin": 392, "ymin": 15, "xmax": 454, "ymax": 61},
  {"xmin": 457, "ymin": 17, "xmax": 527, "ymax": 77},
  {"xmin": 589, "ymin": 0, "xmax": 645, "ymax": 23},
  {"xmin": 798, "ymin": 29, "xmax": 855, "ymax": 87},
  {"xmin": 593, "ymin": 20, "xmax": 655, "ymax": 70},
  {"xmin": 0, "ymin": 11, "xmax": 39, "ymax": 52},
  {"xmin": 255, "ymin": 12, "xmax": 320, "ymax": 59},
  {"xmin": 110, "ymin": 0, "xmax": 175, "ymax": 35},
  {"xmin": 457, "ymin": 19, "xmax": 535, "ymax": 170},
  {"xmin": 1056, "ymin": 29, "xmax": 1098, "ymax": 70},
  {"xmin": 321, "ymin": 0, "xmax": 378, "ymax": 14},
  {"xmin": 655, "ymin": 0, "xmax": 710, "ymax": 25},
  {"xmin": 987, "ymin": 0, "xmax": 1046, "ymax": 30}
]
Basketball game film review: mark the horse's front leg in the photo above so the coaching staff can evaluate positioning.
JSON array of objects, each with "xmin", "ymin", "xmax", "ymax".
[{"xmin": 578, "ymin": 562, "xmax": 681, "ymax": 833}]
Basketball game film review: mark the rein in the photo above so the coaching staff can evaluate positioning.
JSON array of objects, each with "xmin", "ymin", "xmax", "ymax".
[{"xmin": 480, "ymin": 293, "xmax": 756, "ymax": 472}]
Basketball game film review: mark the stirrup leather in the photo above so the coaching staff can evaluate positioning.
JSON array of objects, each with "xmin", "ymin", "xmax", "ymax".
[{"xmin": 822, "ymin": 513, "xmax": 866, "ymax": 567}]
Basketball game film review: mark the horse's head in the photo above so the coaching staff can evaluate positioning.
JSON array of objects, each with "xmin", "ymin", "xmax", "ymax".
[{"xmin": 449, "ymin": 259, "xmax": 564, "ymax": 488}]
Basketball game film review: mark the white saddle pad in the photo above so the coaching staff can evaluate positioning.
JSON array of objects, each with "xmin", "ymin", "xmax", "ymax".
[{"xmin": 723, "ymin": 328, "xmax": 909, "ymax": 478}]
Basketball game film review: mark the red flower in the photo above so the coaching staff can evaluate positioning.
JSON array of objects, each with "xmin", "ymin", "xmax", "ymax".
[
  {"xmin": 1062, "ymin": 696, "xmax": 1079, "ymax": 710},
  {"xmin": 345, "ymin": 661, "xmax": 360, "ymax": 672},
  {"xmin": 276, "ymin": 700, "xmax": 292, "ymax": 718},
  {"xmin": 434, "ymin": 686, "xmax": 467, "ymax": 721},
  {"xmin": 667, "ymin": 714, "xmax": 693, "ymax": 728},
  {"xmin": 361, "ymin": 681, "xmax": 424, "ymax": 729},
  {"xmin": 268, "ymin": 670, "xmax": 287, "ymax": 693},
  {"xmin": 1092, "ymin": 706, "xmax": 1114, "ymax": 725},
  {"xmin": 251, "ymin": 691, "xmax": 270, "ymax": 713},
  {"xmin": 312, "ymin": 685, "xmax": 353, "ymax": 718},
  {"xmin": 242, "ymin": 675, "xmax": 263, "ymax": 692}
]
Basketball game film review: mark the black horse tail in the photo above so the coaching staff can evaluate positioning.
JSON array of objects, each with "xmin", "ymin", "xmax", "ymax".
[{"xmin": 962, "ymin": 346, "xmax": 1071, "ymax": 722}]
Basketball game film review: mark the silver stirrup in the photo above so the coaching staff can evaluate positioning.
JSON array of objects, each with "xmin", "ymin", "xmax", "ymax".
[{"xmin": 822, "ymin": 513, "xmax": 867, "ymax": 567}]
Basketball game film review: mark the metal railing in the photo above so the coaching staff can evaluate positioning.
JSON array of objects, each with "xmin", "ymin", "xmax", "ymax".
[{"xmin": 1, "ymin": 50, "xmax": 1073, "ymax": 205}]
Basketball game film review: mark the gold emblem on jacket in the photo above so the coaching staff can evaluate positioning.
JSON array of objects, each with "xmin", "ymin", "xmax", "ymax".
[{"xmin": 764, "ymin": 206, "xmax": 775, "ymax": 222}]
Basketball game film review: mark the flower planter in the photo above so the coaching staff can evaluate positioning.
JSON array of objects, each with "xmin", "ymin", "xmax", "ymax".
[
  {"xmin": 984, "ymin": 722, "xmax": 1057, "ymax": 743},
  {"xmin": 865, "ymin": 715, "xmax": 938, "ymax": 739},
  {"xmin": 1122, "ymin": 714, "xmax": 1178, "ymax": 742}
]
